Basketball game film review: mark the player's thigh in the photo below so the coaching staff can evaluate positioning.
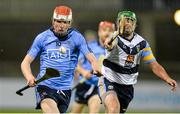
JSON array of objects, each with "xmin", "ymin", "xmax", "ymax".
[
  {"xmin": 40, "ymin": 98, "xmax": 59, "ymax": 113},
  {"xmin": 75, "ymin": 82, "xmax": 90, "ymax": 102},
  {"xmin": 71, "ymin": 102, "xmax": 85, "ymax": 113},
  {"xmin": 88, "ymin": 94, "xmax": 101, "ymax": 113},
  {"xmin": 104, "ymin": 91, "xmax": 120, "ymax": 110},
  {"xmin": 36, "ymin": 85, "xmax": 71, "ymax": 113}
]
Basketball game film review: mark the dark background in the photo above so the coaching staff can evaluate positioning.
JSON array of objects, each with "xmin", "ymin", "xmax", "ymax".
[
  {"xmin": 0, "ymin": 0, "xmax": 180, "ymax": 112},
  {"xmin": 0, "ymin": 0, "xmax": 179, "ymax": 80}
]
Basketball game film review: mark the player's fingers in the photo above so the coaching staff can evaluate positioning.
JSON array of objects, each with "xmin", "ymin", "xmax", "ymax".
[
  {"xmin": 171, "ymin": 80, "xmax": 177, "ymax": 87},
  {"xmin": 84, "ymin": 72, "xmax": 92, "ymax": 79},
  {"xmin": 168, "ymin": 81, "xmax": 173, "ymax": 86},
  {"xmin": 93, "ymin": 71, "xmax": 103, "ymax": 77},
  {"xmin": 104, "ymin": 38, "xmax": 111, "ymax": 46},
  {"xmin": 93, "ymin": 70, "xmax": 97, "ymax": 74},
  {"xmin": 167, "ymin": 79, "xmax": 176, "ymax": 86},
  {"xmin": 169, "ymin": 80, "xmax": 177, "ymax": 92},
  {"xmin": 171, "ymin": 86, "xmax": 176, "ymax": 91},
  {"xmin": 104, "ymin": 44, "xmax": 112, "ymax": 50},
  {"xmin": 171, "ymin": 83, "xmax": 177, "ymax": 91},
  {"xmin": 27, "ymin": 79, "xmax": 36, "ymax": 87}
]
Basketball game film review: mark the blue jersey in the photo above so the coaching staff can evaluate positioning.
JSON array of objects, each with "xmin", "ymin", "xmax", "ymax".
[
  {"xmin": 27, "ymin": 28, "xmax": 91, "ymax": 90},
  {"xmin": 78, "ymin": 40, "xmax": 105, "ymax": 86}
]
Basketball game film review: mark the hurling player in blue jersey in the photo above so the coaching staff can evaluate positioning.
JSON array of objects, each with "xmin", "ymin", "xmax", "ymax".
[
  {"xmin": 101, "ymin": 11, "xmax": 178, "ymax": 113},
  {"xmin": 20, "ymin": 6, "xmax": 101, "ymax": 113},
  {"xmin": 71, "ymin": 21, "xmax": 115, "ymax": 113}
]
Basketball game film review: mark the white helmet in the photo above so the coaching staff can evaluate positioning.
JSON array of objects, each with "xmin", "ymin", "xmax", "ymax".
[{"xmin": 53, "ymin": 6, "xmax": 72, "ymax": 22}]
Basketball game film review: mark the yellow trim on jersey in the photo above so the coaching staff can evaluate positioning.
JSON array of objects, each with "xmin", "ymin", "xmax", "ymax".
[
  {"xmin": 143, "ymin": 47, "xmax": 151, "ymax": 51},
  {"xmin": 143, "ymin": 53, "xmax": 155, "ymax": 61}
]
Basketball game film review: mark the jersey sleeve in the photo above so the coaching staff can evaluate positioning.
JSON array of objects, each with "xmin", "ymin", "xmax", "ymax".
[
  {"xmin": 76, "ymin": 34, "xmax": 92, "ymax": 56},
  {"xmin": 27, "ymin": 34, "xmax": 43, "ymax": 58},
  {"xmin": 78, "ymin": 52, "xmax": 85, "ymax": 64},
  {"xmin": 141, "ymin": 41, "xmax": 156, "ymax": 64}
]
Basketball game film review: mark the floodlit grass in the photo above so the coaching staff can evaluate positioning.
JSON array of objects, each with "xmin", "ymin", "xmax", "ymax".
[
  {"xmin": 0, "ymin": 107, "xmax": 179, "ymax": 114},
  {"xmin": 0, "ymin": 108, "xmax": 179, "ymax": 114},
  {"xmin": 0, "ymin": 112, "xmax": 180, "ymax": 114},
  {"xmin": 0, "ymin": 108, "xmax": 41, "ymax": 113}
]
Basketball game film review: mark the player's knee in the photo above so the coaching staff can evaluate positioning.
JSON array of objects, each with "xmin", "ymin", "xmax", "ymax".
[
  {"xmin": 107, "ymin": 101, "xmax": 120, "ymax": 113},
  {"xmin": 88, "ymin": 95, "xmax": 101, "ymax": 112},
  {"xmin": 88, "ymin": 103, "xmax": 100, "ymax": 113},
  {"xmin": 71, "ymin": 101, "xmax": 85, "ymax": 113},
  {"xmin": 41, "ymin": 100, "xmax": 49, "ymax": 109},
  {"xmin": 104, "ymin": 94, "xmax": 120, "ymax": 113},
  {"xmin": 40, "ymin": 98, "xmax": 59, "ymax": 113}
]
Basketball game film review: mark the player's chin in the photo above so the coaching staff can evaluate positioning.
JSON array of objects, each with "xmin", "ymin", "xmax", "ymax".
[
  {"xmin": 57, "ymin": 31, "xmax": 68, "ymax": 37},
  {"xmin": 123, "ymin": 31, "xmax": 131, "ymax": 37}
]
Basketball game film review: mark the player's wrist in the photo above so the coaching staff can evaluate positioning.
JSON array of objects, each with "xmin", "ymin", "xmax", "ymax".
[
  {"xmin": 25, "ymin": 74, "xmax": 35, "ymax": 81},
  {"xmin": 82, "ymin": 70, "xmax": 91, "ymax": 79}
]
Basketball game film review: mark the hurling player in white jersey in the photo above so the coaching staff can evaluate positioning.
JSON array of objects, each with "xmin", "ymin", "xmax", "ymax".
[
  {"xmin": 99, "ymin": 11, "xmax": 178, "ymax": 113},
  {"xmin": 71, "ymin": 21, "xmax": 115, "ymax": 113},
  {"xmin": 21, "ymin": 6, "xmax": 101, "ymax": 113}
]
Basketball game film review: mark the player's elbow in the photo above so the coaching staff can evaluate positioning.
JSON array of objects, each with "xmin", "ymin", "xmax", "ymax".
[
  {"xmin": 150, "ymin": 62, "xmax": 166, "ymax": 76},
  {"xmin": 86, "ymin": 53, "xmax": 97, "ymax": 64},
  {"xmin": 21, "ymin": 55, "xmax": 33, "ymax": 71},
  {"xmin": 21, "ymin": 60, "xmax": 26, "ymax": 70}
]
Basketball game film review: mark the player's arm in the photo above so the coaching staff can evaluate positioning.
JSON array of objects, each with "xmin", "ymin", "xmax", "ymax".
[
  {"xmin": 77, "ymin": 34, "xmax": 101, "ymax": 76},
  {"xmin": 142, "ymin": 44, "xmax": 177, "ymax": 91},
  {"xmin": 148, "ymin": 61, "xmax": 177, "ymax": 91},
  {"xmin": 75, "ymin": 53, "xmax": 92, "ymax": 79},
  {"xmin": 104, "ymin": 31, "xmax": 118, "ymax": 50},
  {"xmin": 76, "ymin": 64, "xmax": 92, "ymax": 79},
  {"xmin": 21, "ymin": 34, "xmax": 42, "ymax": 87},
  {"xmin": 21, "ymin": 55, "xmax": 36, "ymax": 87},
  {"xmin": 85, "ymin": 53, "xmax": 101, "ymax": 76}
]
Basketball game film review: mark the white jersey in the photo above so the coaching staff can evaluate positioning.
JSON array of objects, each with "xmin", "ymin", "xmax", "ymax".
[{"xmin": 102, "ymin": 33, "xmax": 156, "ymax": 85}]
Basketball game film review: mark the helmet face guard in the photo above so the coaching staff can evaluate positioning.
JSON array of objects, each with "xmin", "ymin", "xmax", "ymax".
[
  {"xmin": 52, "ymin": 6, "xmax": 72, "ymax": 37},
  {"xmin": 117, "ymin": 11, "xmax": 137, "ymax": 35}
]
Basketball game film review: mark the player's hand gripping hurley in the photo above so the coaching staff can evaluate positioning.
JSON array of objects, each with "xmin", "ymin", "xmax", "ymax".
[
  {"xmin": 105, "ymin": 16, "xmax": 126, "ymax": 48},
  {"xmin": 72, "ymin": 55, "xmax": 105, "ymax": 90},
  {"xmin": 16, "ymin": 68, "xmax": 60, "ymax": 96}
]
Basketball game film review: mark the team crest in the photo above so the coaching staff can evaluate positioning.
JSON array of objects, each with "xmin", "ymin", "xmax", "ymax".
[
  {"xmin": 136, "ymin": 44, "xmax": 140, "ymax": 52},
  {"xmin": 59, "ymin": 46, "xmax": 67, "ymax": 54}
]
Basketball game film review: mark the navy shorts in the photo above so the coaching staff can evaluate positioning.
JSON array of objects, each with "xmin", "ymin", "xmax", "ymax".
[
  {"xmin": 36, "ymin": 85, "xmax": 71, "ymax": 113},
  {"xmin": 103, "ymin": 78, "xmax": 134, "ymax": 113},
  {"xmin": 75, "ymin": 82, "xmax": 98, "ymax": 104}
]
